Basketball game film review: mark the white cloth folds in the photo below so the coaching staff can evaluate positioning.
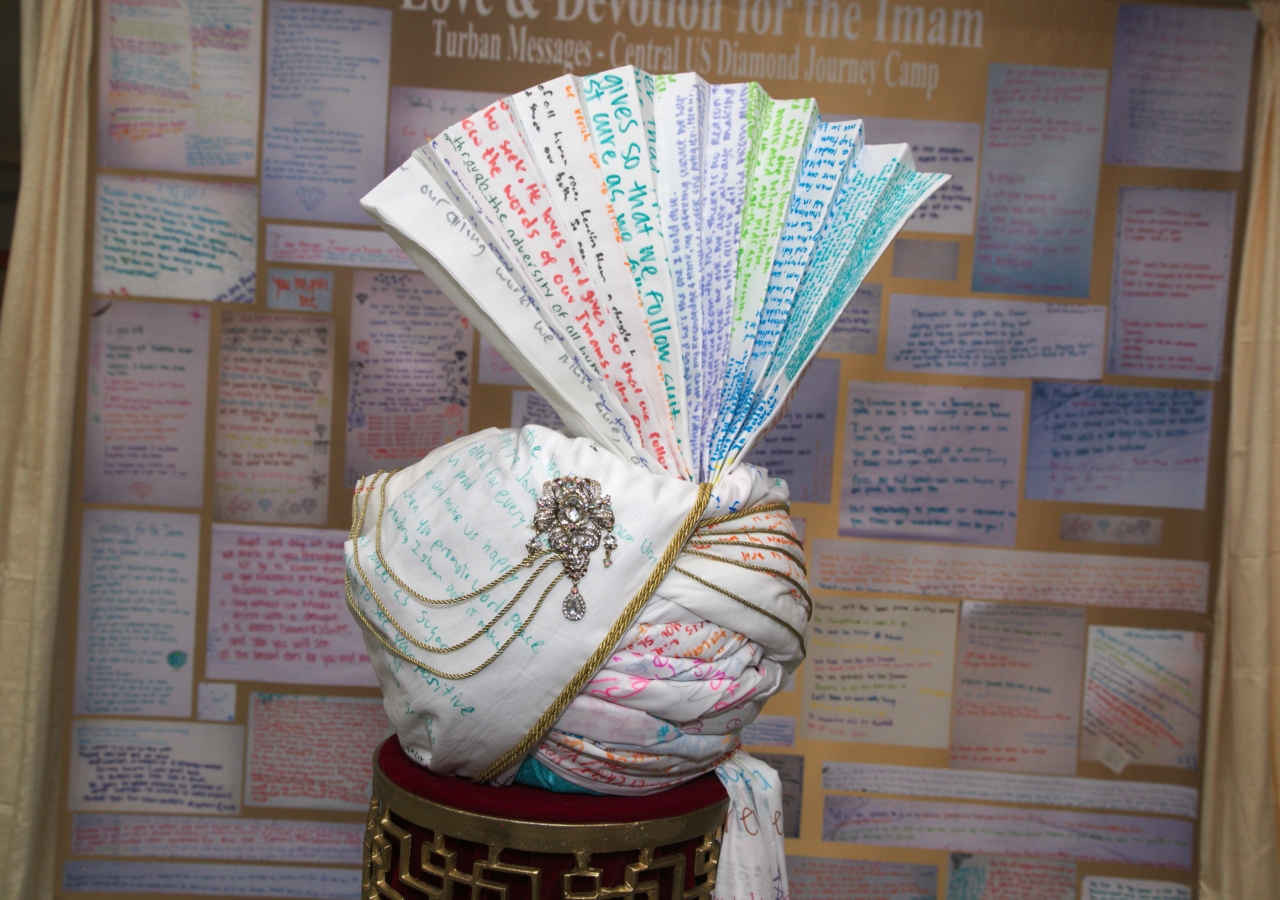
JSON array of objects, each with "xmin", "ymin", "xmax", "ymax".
[{"xmin": 345, "ymin": 425, "xmax": 807, "ymax": 900}]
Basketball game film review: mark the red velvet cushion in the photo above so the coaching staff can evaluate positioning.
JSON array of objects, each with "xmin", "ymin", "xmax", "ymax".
[{"xmin": 378, "ymin": 736, "xmax": 727, "ymax": 824}]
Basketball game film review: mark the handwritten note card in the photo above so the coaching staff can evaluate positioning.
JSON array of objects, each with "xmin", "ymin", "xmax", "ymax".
[
  {"xmin": 84, "ymin": 300, "xmax": 210, "ymax": 507},
  {"xmin": 511, "ymin": 390, "xmax": 566, "ymax": 431},
  {"xmin": 1081, "ymin": 878, "xmax": 1191, "ymax": 900},
  {"xmin": 207, "ymin": 524, "xmax": 376, "ymax": 687},
  {"xmin": 787, "ymin": 856, "xmax": 937, "ymax": 900},
  {"xmin": 950, "ymin": 602, "xmax": 1086, "ymax": 775},
  {"xmin": 261, "ymin": 0, "xmax": 390, "ymax": 223},
  {"xmin": 197, "ymin": 682, "xmax": 237, "ymax": 722},
  {"xmin": 1108, "ymin": 187, "xmax": 1235, "ymax": 379},
  {"xmin": 745, "ymin": 358, "xmax": 839, "ymax": 503},
  {"xmin": 862, "ymin": 117, "xmax": 981, "ymax": 234},
  {"xmin": 885, "ymin": 295, "xmax": 1106, "ymax": 380},
  {"xmin": 346, "ymin": 270, "xmax": 472, "ymax": 484},
  {"xmin": 1082, "ymin": 627, "xmax": 1204, "ymax": 773},
  {"xmin": 821, "ymin": 761, "xmax": 1199, "ymax": 819},
  {"xmin": 946, "ymin": 855, "xmax": 1075, "ymax": 900},
  {"xmin": 822, "ymin": 797, "xmax": 1193, "ymax": 869},
  {"xmin": 813, "ymin": 539, "xmax": 1208, "ymax": 612},
  {"xmin": 266, "ymin": 268, "xmax": 333, "ymax": 312},
  {"xmin": 479, "ymin": 335, "xmax": 529, "ymax": 386},
  {"xmin": 214, "ymin": 313, "xmax": 333, "ymax": 525},
  {"xmin": 74, "ymin": 510, "xmax": 199, "ymax": 718},
  {"xmin": 265, "ymin": 224, "xmax": 414, "ymax": 269},
  {"xmin": 97, "ymin": 0, "xmax": 262, "ymax": 175},
  {"xmin": 245, "ymin": 693, "xmax": 387, "ymax": 810},
  {"xmin": 1025, "ymin": 383, "xmax": 1213, "ymax": 510},
  {"xmin": 740, "ymin": 715, "xmax": 797, "ymax": 749},
  {"xmin": 63, "ymin": 861, "xmax": 360, "ymax": 899},
  {"xmin": 1060, "ymin": 513, "xmax": 1162, "ymax": 547},
  {"xmin": 69, "ymin": 719, "xmax": 244, "ymax": 815},
  {"xmin": 820, "ymin": 283, "xmax": 881, "ymax": 356},
  {"xmin": 1107, "ymin": 4, "xmax": 1258, "ymax": 171},
  {"xmin": 94, "ymin": 175, "xmax": 257, "ymax": 303},
  {"xmin": 386, "ymin": 86, "xmax": 503, "ymax": 174},
  {"xmin": 805, "ymin": 598, "xmax": 957, "ymax": 747},
  {"xmin": 72, "ymin": 813, "xmax": 363, "ymax": 863},
  {"xmin": 973, "ymin": 65, "xmax": 1107, "ymax": 298},
  {"xmin": 840, "ymin": 382, "xmax": 1024, "ymax": 546}
]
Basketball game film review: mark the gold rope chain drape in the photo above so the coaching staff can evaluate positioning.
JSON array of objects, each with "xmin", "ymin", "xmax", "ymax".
[{"xmin": 345, "ymin": 472, "xmax": 805, "ymax": 684}]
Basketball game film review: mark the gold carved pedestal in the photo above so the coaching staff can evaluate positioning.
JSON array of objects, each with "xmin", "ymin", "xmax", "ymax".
[{"xmin": 363, "ymin": 740, "xmax": 728, "ymax": 900}]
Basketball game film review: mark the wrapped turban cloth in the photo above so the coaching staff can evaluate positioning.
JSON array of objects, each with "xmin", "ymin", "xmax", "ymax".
[{"xmin": 346, "ymin": 424, "xmax": 809, "ymax": 899}]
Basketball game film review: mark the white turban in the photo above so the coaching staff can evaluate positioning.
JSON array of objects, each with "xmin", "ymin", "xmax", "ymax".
[{"xmin": 346, "ymin": 424, "xmax": 809, "ymax": 899}]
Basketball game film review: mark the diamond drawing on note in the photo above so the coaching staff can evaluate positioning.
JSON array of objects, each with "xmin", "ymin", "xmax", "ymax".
[
  {"xmin": 527, "ymin": 476, "xmax": 617, "ymax": 621},
  {"xmin": 295, "ymin": 186, "xmax": 326, "ymax": 212}
]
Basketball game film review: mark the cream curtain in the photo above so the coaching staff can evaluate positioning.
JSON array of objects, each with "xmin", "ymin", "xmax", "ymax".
[
  {"xmin": 0, "ymin": 0, "xmax": 93, "ymax": 892},
  {"xmin": 1200, "ymin": 3, "xmax": 1280, "ymax": 898}
]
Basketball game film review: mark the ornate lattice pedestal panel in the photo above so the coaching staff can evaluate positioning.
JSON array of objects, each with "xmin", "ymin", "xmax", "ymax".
[{"xmin": 364, "ymin": 737, "xmax": 729, "ymax": 900}]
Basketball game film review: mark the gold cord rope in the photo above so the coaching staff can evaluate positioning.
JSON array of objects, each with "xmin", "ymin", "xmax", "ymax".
[
  {"xmin": 685, "ymin": 538, "xmax": 809, "ymax": 575},
  {"xmin": 671, "ymin": 564, "xmax": 807, "ymax": 657}
]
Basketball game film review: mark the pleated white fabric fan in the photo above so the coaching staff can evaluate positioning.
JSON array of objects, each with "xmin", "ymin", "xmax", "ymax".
[{"xmin": 363, "ymin": 67, "xmax": 948, "ymax": 484}]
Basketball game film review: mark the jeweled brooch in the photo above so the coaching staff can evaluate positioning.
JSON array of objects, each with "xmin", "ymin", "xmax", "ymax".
[{"xmin": 527, "ymin": 475, "xmax": 617, "ymax": 621}]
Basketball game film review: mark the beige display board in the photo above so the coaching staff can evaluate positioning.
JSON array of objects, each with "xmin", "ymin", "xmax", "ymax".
[{"xmin": 60, "ymin": 0, "xmax": 1257, "ymax": 897}]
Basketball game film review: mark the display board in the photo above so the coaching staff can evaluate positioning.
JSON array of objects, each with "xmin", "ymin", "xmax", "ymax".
[{"xmin": 63, "ymin": 0, "xmax": 1257, "ymax": 896}]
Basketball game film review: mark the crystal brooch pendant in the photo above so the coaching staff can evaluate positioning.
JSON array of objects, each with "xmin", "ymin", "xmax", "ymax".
[{"xmin": 526, "ymin": 475, "xmax": 617, "ymax": 621}]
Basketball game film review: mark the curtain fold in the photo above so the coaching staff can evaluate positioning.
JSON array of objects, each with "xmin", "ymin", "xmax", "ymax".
[
  {"xmin": 0, "ymin": 0, "xmax": 93, "ymax": 892},
  {"xmin": 1200, "ymin": 4, "xmax": 1280, "ymax": 898}
]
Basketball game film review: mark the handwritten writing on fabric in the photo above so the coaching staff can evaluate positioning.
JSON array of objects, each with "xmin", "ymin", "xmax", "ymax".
[
  {"xmin": 1081, "ymin": 877, "xmax": 1191, "ymax": 900},
  {"xmin": 840, "ymin": 382, "xmax": 1024, "ymax": 546},
  {"xmin": 1108, "ymin": 187, "xmax": 1235, "ymax": 379},
  {"xmin": 1081, "ymin": 628, "xmax": 1205, "ymax": 773},
  {"xmin": 820, "ymin": 283, "xmax": 881, "ymax": 356},
  {"xmin": 245, "ymin": 693, "xmax": 388, "ymax": 810},
  {"xmin": 94, "ymin": 175, "xmax": 257, "ymax": 302},
  {"xmin": 973, "ymin": 65, "xmax": 1107, "ymax": 298},
  {"xmin": 805, "ymin": 598, "xmax": 956, "ymax": 747},
  {"xmin": 385, "ymin": 86, "xmax": 502, "ymax": 175},
  {"xmin": 74, "ymin": 510, "xmax": 199, "ymax": 718},
  {"xmin": 511, "ymin": 390, "xmax": 566, "ymax": 432},
  {"xmin": 885, "ymin": 295, "xmax": 1106, "ymax": 380},
  {"xmin": 261, "ymin": 0, "xmax": 390, "ymax": 223},
  {"xmin": 197, "ymin": 682, "xmax": 236, "ymax": 722},
  {"xmin": 71, "ymin": 813, "xmax": 363, "ymax": 863},
  {"xmin": 267, "ymin": 268, "xmax": 333, "ymax": 312},
  {"xmin": 862, "ymin": 116, "xmax": 982, "ymax": 235},
  {"xmin": 813, "ymin": 539, "xmax": 1208, "ymax": 612},
  {"xmin": 821, "ymin": 797, "xmax": 1194, "ymax": 870},
  {"xmin": 950, "ymin": 602, "xmax": 1086, "ymax": 775},
  {"xmin": 1025, "ymin": 382, "xmax": 1214, "ymax": 510},
  {"xmin": 346, "ymin": 270, "xmax": 471, "ymax": 485},
  {"xmin": 751, "ymin": 753, "xmax": 804, "ymax": 838},
  {"xmin": 740, "ymin": 715, "xmax": 796, "ymax": 749},
  {"xmin": 822, "ymin": 761, "xmax": 1199, "ymax": 819},
  {"xmin": 1106, "ymin": 4, "xmax": 1257, "ymax": 171},
  {"xmin": 84, "ymin": 300, "xmax": 210, "ymax": 507},
  {"xmin": 69, "ymin": 719, "xmax": 244, "ymax": 815},
  {"xmin": 214, "ymin": 313, "xmax": 333, "ymax": 525},
  {"xmin": 1060, "ymin": 513, "xmax": 1163, "ymax": 547},
  {"xmin": 946, "ymin": 854, "xmax": 1075, "ymax": 900},
  {"xmin": 265, "ymin": 224, "xmax": 414, "ymax": 269},
  {"xmin": 206, "ymin": 524, "xmax": 375, "ymax": 686},
  {"xmin": 62, "ymin": 861, "xmax": 360, "ymax": 899},
  {"xmin": 786, "ymin": 855, "xmax": 937, "ymax": 900},
  {"xmin": 745, "ymin": 358, "xmax": 839, "ymax": 503},
  {"xmin": 97, "ymin": 0, "xmax": 262, "ymax": 175}
]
